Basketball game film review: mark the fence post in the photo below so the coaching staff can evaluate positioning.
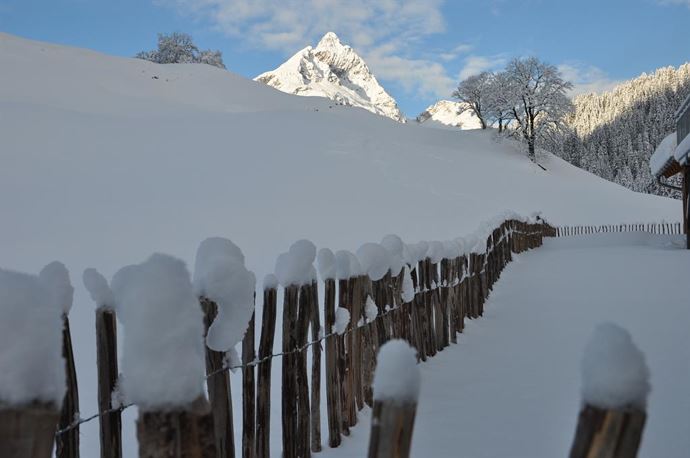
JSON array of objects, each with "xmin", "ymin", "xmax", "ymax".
[
  {"xmin": 0, "ymin": 405, "xmax": 59, "ymax": 458},
  {"xmin": 242, "ymin": 308, "xmax": 256, "ymax": 458},
  {"xmin": 201, "ymin": 299, "xmax": 235, "ymax": 458},
  {"xmin": 282, "ymin": 285, "xmax": 299, "ymax": 456},
  {"xmin": 309, "ymin": 280, "xmax": 322, "ymax": 453},
  {"xmin": 296, "ymin": 284, "xmax": 312, "ymax": 457},
  {"xmin": 56, "ymin": 314, "xmax": 79, "ymax": 458},
  {"xmin": 569, "ymin": 323, "xmax": 649, "ymax": 458},
  {"xmin": 323, "ymin": 278, "xmax": 342, "ymax": 448},
  {"xmin": 337, "ymin": 279, "xmax": 351, "ymax": 437},
  {"xmin": 95, "ymin": 308, "xmax": 122, "ymax": 458},
  {"xmin": 366, "ymin": 340, "xmax": 419, "ymax": 458},
  {"xmin": 137, "ymin": 397, "xmax": 215, "ymax": 457},
  {"xmin": 256, "ymin": 284, "xmax": 277, "ymax": 458}
]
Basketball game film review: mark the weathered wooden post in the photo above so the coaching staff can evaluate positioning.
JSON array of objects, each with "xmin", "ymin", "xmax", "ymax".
[
  {"xmin": 367, "ymin": 340, "xmax": 420, "ymax": 458},
  {"xmin": 256, "ymin": 278, "xmax": 277, "ymax": 458},
  {"xmin": 296, "ymin": 284, "xmax": 312, "ymax": 458},
  {"xmin": 309, "ymin": 279, "xmax": 323, "ymax": 453},
  {"xmin": 83, "ymin": 268, "xmax": 122, "ymax": 458},
  {"xmin": 569, "ymin": 323, "xmax": 649, "ymax": 458},
  {"xmin": 321, "ymin": 268, "xmax": 341, "ymax": 447},
  {"xmin": 0, "ymin": 268, "xmax": 64, "ymax": 458},
  {"xmin": 242, "ymin": 307, "xmax": 256, "ymax": 458},
  {"xmin": 282, "ymin": 284, "xmax": 300, "ymax": 457},
  {"xmin": 36, "ymin": 262, "xmax": 80, "ymax": 458},
  {"xmin": 201, "ymin": 298, "xmax": 236, "ymax": 458}
]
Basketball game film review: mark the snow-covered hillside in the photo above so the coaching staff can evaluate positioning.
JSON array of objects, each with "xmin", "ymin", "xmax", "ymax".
[
  {"xmin": 0, "ymin": 33, "xmax": 680, "ymax": 457},
  {"xmin": 255, "ymin": 32, "xmax": 405, "ymax": 122},
  {"xmin": 417, "ymin": 100, "xmax": 483, "ymax": 129}
]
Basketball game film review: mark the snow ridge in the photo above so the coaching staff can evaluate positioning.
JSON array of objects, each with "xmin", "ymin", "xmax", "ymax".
[
  {"xmin": 417, "ymin": 100, "xmax": 483, "ymax": 130},
  {"xmin": 255, "ymin": 32, "xmax": 405, "ymax": 122}
]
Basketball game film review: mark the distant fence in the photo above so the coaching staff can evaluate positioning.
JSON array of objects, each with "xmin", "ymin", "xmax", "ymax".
[
  {"xmin": 555, "ymin": 222, "xmax": 683, "ymax": 237},
  {"xmin": 6, "ymin": 218, "xmax": 557, "ymax": 458}
]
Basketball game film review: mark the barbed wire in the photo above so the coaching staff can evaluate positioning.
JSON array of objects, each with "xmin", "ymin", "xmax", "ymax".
[{"xmin": 55, "ymin": 225, "xmax": 549, "ymax": 437}]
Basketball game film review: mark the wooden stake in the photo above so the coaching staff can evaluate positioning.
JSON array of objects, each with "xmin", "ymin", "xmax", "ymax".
[
  {"xmin": 367, "ymin": 400, "xmax": 417, "ymax": 458},
  {"xmin": 95, "ymin": 308, "xmax": 121, "ymax": 458},
  {"xmin": 201, "ymin": 299, "xmax": 235, "ymax": 458},
  {"xmin": 256, "ymin": 287, "xmax": 277, "ymax": 458},
  {"xmin": 137, "ymin": 397, "xmax": 215, "ymax": 458},
  {"xmin": 281, "ymin": 285, "xmax": 299, "ymax": 457},
  {"xmin": 323, "ymin": 278, "xmax": 342, "ymax": 448},
  {"xmin": 56, "ymin": 315, "xmax": 79, "ymax": 458},
  {"xmin": 309, "ymin": 281, "xmax": 322, "ymax": 453},
  {"xmin": 0, "ymin": 403, "xmax": 59, "ymax": 458},
  {"xmin": 569, "ymin": 404, "xmax": 646, "ymax": 458},
  {"xmin": 242, "ymin": 310, "xmax": 256, "ymax": 458}
]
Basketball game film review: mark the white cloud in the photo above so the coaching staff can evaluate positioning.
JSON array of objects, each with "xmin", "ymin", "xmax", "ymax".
[
  {"xmin": 439, "ymin": 43, "xmax": 473, "ymax": 62},
  {"xmin": 155, "ymin": 0, "xmax": 454, "ymax": 99},
  {"xmin": 458, "ymin": 55, "xmax": 506, "ymax": 80},
  {"xmin": 557, "ymin": 63, "xmax": 622, "ymax": 96}
]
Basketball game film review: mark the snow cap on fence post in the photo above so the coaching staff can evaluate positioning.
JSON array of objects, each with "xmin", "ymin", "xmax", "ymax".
[
  {"xmin": 83, "ymin": 268, "xmax": 114, "ymax": 309},
  {"xmin": 112, "ymin": 253, "xmax": 205, "ymax": 410},
  {"xmin": 263, "ymin": 273, "xmax": 278, "ymax": 290},
  {"xmin": 357, "ymin": 243, "xmax": 391, "ymax": 281},
  {"xmin": 275, "ymin": 239, "xmax": 317, "ymax": 287},
  {"xmin": 335, "ymin": 250, "xmax": 361, "ymax": 280},
  {"xmin": 317, "ymin": 248, "xmax": 336, "ymax": 280},
  {"xmin": 381, "ymin": 234, "xmax": 406, "ymax": 276},
  {"xmin": 193, "ymin": 237, "xmax": 256, "ymax": 352},
  {"xmin": 581, "ymin": 323, "xmax": 650, "ymax": 409},
  {"xmin": 39, "ymin": 261, "xmax": 74, "ymax": 315},
  {"xmin": 0, "ymin": 268, "xmax": 65, "ymax": 406},
  {"xmin": 373, "ymin": 339, "xmax": 420, "ymax": 404}
]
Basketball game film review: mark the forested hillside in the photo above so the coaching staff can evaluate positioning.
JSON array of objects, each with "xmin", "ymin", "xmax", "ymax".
[{"xmin": 557, "ymin": 64, "xmax": 690, "ymax": 197}]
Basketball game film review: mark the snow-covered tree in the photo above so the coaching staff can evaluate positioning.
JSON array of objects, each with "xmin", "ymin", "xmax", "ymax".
[
  {"xmin": 136, "ymin": 33, "xmax": 226, "ymax": 69},
  {"xmin": 485, "ymin": 71, "xmax": 515, "ymax": 133},
  {"xmin": 503, "ymin": 57, "xmax": 573, "ymax": 161},
  {"xmin": 452, "ymin": 72, "xmax": 493, "ymax": 129},
  {"xmin": 555, "ymin": 63, "xmax": 690, "ymax": 197}
]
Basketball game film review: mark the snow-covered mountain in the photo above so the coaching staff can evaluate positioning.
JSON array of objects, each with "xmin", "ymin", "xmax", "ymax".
[
  {"xmin": 416, "ymin": 100, "xmax": 483, "ymax": 129},
  {"xmin": 255, "ymin": 32, "xmax": 405, "ymax": 122}
]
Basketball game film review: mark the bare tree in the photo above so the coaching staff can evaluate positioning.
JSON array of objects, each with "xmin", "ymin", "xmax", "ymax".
[
  {"xmin": 485, "ymin": 72, "xmax": 515, "ymax": 133},
  {"xmin": 452, "ymin": 72, "xmax": 493, "ymax": 129},
  {"xmin": 504, "ymin": 57, "xmax": 573, "ymax": 161}
]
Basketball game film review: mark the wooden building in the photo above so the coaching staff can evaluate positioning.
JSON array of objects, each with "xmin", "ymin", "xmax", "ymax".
[{"xmin": 650, "ymin": 94, "xmax": 690, "ymax": 248}]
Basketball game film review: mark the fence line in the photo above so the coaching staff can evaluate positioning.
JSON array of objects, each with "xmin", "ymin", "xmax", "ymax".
[
  {"xmin": 555, "ymin": 221, "xmax": 683, "ymax": 237},
  {"xmin": 39, "ymin": 218, "xmax": 558, "ymax": 458}
]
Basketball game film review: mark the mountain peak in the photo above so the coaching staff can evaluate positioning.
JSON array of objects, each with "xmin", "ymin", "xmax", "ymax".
[
  {"xmin": 417, "ymin": 100, "xmax": 483, "ymax": 130},
  {"xmin": 255, "ymin": 34, "xmax": 405, "ymax": 122},
  {"xmin": 316, "ymin": 32, "xmax": 344, "ymax": 49}
]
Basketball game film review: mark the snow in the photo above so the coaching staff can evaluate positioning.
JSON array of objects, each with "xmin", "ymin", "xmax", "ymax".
[
  {"xmin": 334, "ymin": 307, "xmax": 350, "ymax": 335},
  {"xmin": 426, "ymin": 241, "xmax": 445, "ymax": 263},
  {"xmin": 581, "ymin": 322, "xmax": 650, "ymax": 409},
  {"xmin": 417, "ymin": 100, "xmax": 483, "ymax": 130},
  {"xmin": 82, "ymin": 268, "xmax": 114, "ymax": 308},
  {"xmin": 324, "ymin": 233, "xmax": 690, "ymax": 458},
  {"xmin": 317, "ymin": 248, "xmax": 336, "ymax": 280},
  {"xmin": 380, "ymin": 234, "xmax": 405, "ymax": 276},
  {"xmin": 649, "ymin": 132, "xmax": 678, "ymax": 176},
  {"xmin": 275, "ymin": 240, "xmax": 317, "ymax": 287},
  {"xmin": 193, "ymin": 237, "xmax": 256, "ymax": 352},
  {"xmin": 263, "ymin": 273, "xmax": 278, "ymax": 290},
  {"xmin": 364, "ymin": 296, "xmax": 379, "ymax": 322},
  {"xmin": 255, "ymin": 32, "xmax": 405, "ymax": 122},
  {"xmin": 335, "ymin": 250, "xmax": 362, "ymax": 280},
  {"xmin": 0, "ymin": 268, "xmax": 66, "ymax": 406},
  {"xmin": 111, "ymin": 253, "xmax": 205, "ymax": 410},
  {"xmin": 401, "ymin": 266, "xmax": 415, "ymax": 303},
  {"xmin": 674, "ymin": 132, "xmax": 690, "ymax": 165},
  {"xmin": 0, "ymin": 33, "xmax": 682, "ymax": 455},
  {"xmin": 356, "ymin": 243, "xmax": 391, "ymax": 281},
  {"xmin": 39, "ymin": 261, "xmax": 74, "ymax": 315},
  {"xmin": 372, "ymin": 340, "xmax": 420, "ymax": 404}
]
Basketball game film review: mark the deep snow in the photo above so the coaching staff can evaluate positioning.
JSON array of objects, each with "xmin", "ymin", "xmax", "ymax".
[
  {"xmin": 0, "ymin": 32, "xmax": 683, "ymax": 456},
  {"xmin": 322, "ymin": 233, "xmax": 690, "ymax": 458}
]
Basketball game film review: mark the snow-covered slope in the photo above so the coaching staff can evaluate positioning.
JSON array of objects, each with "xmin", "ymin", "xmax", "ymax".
[
  {"xmin": 417, "ymin": 100, "xmax": 483, "ymax": 129},
  {"xmin": 255, "ymin": 32, "xmax": 405, "ymax": 122},
  {"xmin": 0, "ymin": 33, "xmax": 680, "ymax": 457}
]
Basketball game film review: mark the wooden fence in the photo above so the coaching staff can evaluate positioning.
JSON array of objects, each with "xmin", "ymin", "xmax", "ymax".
[
  {"xmin": 555, "ymin": 222, "xmax": 683, "ymax": 237},
  {"xmin": 15, "ymin": 218, "xmax": 558, "ymax": 458}
]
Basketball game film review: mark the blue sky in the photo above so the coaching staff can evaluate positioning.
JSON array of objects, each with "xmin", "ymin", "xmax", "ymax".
[{"xmin": 1, "ymin": 0, "xmax": 688, "ymax": 116}]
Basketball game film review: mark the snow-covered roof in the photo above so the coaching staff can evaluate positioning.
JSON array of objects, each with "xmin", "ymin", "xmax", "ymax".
[{"xmin": 649, "ymin": 132, "xmax": 678, "ymax": 177}]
